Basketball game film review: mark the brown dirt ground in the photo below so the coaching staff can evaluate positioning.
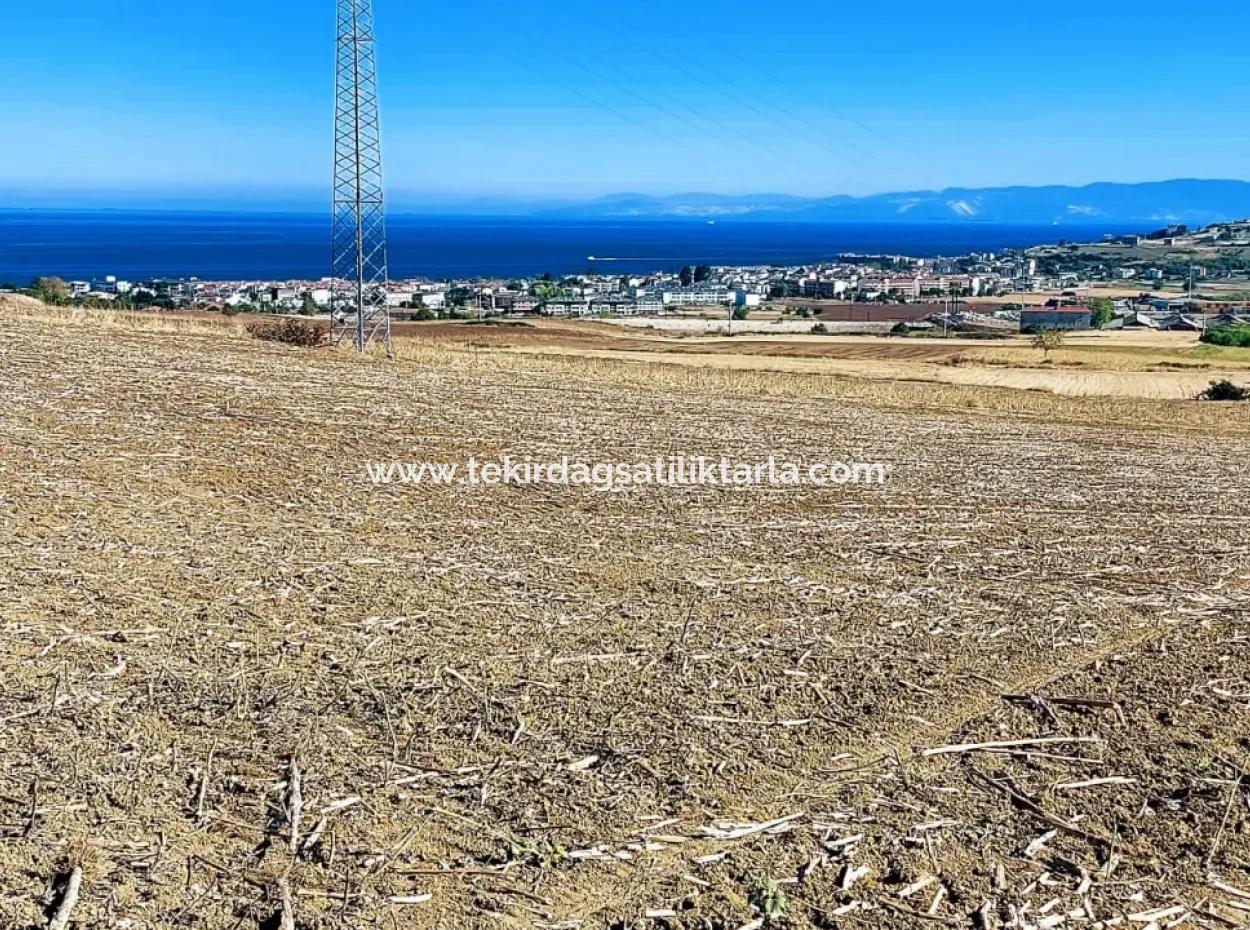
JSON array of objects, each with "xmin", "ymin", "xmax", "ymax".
[{"xmin": 0, "ymin": 303, "xmax": 1248, "ymax": 929}]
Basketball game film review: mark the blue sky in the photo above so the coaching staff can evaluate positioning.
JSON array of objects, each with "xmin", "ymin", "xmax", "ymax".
[{"xmin": 2, "ymin": 0, "xmax": 1249, "ymax": 208}]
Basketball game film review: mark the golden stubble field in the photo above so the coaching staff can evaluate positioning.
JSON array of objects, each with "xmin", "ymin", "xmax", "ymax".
[
  {"xmin": 1, "ymin": 302, "xmax": 1249, "ymax": 929},
  {"xmin": 397, "ymin": 318, "xmax": 1250, "ymax": 401}
]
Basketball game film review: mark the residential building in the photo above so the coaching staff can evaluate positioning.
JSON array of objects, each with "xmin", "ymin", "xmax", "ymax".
[
  {"xmin": 542, "ymin": 300, "xmax": 592, "ymax": 317},
  {"xmin": 669, "ymin": 285, "xmax": 733, "ymax": 306},
  {"xmin": 636, "ymin": 293, "xmax": 664, "ymax": 314},
  {"xmin": 1020, "ymin": 308, "xmax": 1092, "ymax": 331}
]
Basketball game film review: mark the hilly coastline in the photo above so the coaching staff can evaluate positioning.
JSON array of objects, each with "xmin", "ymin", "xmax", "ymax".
[{"xmin": 536, "ymin": 179, "xmax": 1250, "ymax": 225}]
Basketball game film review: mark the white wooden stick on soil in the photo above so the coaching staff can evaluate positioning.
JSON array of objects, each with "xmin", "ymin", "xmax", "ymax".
[
  {"xmin": 46, "ymin": 866, "xmax": 82, "ymax": 930},
  {"xmin": 922, "ymin": 737, "xmax": 1102, "ymax": 757},
  {"xmin": 286, "ymin": 758, "xmax": 303, "ymax": 852}
]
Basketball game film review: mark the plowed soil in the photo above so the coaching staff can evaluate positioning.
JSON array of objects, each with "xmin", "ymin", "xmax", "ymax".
[{"xmin": 1, "ymin": 304, "xmax": 1247, "ymax": 930}]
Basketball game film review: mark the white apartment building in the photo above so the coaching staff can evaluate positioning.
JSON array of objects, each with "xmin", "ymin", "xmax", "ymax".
[
  {"xmin": 666, "ymin": 285, "xmax": 733, "ymax": 307},
  {"xmin": 542, "ymin": 300, "xmax": 592, "ymax": 317}
]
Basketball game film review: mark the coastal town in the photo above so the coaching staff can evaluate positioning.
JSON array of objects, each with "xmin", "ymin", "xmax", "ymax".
[{"xmin": 11, "ymin": 219, "xmax": 1250, "ymax": 334}]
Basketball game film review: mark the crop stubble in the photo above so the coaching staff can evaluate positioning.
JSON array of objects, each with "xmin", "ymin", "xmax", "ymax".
[{"xmin": 0, "ymin": 306, "xmax": 1247, "ymax": 928}]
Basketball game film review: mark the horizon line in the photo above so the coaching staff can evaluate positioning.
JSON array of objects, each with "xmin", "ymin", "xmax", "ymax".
[{"xmin": 0, "ymin": 205, "xmax": 1151, "ymax": 228}]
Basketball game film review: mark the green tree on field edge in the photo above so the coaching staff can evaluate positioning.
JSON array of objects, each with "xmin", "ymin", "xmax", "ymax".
[
  {"xmin": 30, "ymin": 276, "xmax": 69, "ymax": 304},
  {"xmin": 1087, "ymin": 296, "xmax": 1115, "ymax": 328}
]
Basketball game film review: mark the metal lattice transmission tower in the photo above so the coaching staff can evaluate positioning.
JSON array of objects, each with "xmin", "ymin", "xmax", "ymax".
[{"xmin": 332, "ymin": 0, "xmax": 390, "ymax": 352}]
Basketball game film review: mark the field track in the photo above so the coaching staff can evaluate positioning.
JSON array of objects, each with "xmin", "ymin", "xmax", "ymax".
[{"xmin": 0, "ymin": 304, "xmax": 1248, "ymax": 929}]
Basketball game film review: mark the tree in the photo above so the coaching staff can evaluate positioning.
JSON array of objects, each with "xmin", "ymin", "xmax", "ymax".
[
  {"xmin": 533, "ymin": 281, "xmax": 564, "ymax": 303},
  {"xmin": 1203, "ymin": 324, "xmax": 1250, "ymax": 348},
  {"xmin": 731, "ymin": 305, "xmax": 749, "ymax": 320},
  {"xmin": 679, "ymin": 266, "xmax": 694, "ymax": 287},
  {"xmin": 299, "ymin": 294, "xmax": 318, "ymax": 316},
  {"xmin": 30, "ymin": 276, "xmax": 69, "ymax": 304},
  {"xmin": 446, "ymin": 286, "xmax": 474, "ymax": 308},
  {"xmin": 694, "ymin": 264, "xmax": 712, "ymax": 283},
  {"xmin": 1087, "ymin": 296, "xmax": 1115, "ymax": 329},
  {"xmin": 1032, "ymin": 328, "xmax": 1065, "ymax": 360}
]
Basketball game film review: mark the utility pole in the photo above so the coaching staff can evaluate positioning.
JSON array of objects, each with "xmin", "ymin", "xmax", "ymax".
[
  {"xmin": 331, "ymin": 0, "xmax": 391, "ymax": 354},
  {"xmin": 1189, "ymin": 263, "xmax": 1206, "ymax": 337}
]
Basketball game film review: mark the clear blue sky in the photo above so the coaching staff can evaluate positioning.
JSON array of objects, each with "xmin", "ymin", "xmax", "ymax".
[{"xmin": 3, "ymin": 0, "xmax": 1248, "ymax": 208}]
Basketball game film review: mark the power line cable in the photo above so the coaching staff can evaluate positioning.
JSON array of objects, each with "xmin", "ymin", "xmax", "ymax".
[
  {"xmin": 562, "ymin": 3, "xmax": 884, "ymax": 176},
  {"xmin": 640, "ymin": 44, "xmax": 881, "ymax": 174},
  {"xmin": 723, "ymin": 49, "xmax": 902, "ymax": 153},
  {"xmin": 523, "ymin": 44, "xmax": 818, "ymax": 182},
  {"xmin": 496, "ymin": 49, "xmax": 701, "ymax": 156}
]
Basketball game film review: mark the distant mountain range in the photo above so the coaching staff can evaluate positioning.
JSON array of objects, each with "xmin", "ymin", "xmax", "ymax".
[
  {"xmin": 5, "ymin": 179, "xmax": 1250, "ymax": 226},
  {"xmin": 523, "ymin": 180, "xmax": 1250, "ymax": 225}
]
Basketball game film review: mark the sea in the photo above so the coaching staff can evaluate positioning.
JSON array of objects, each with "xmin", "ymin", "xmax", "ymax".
[{"xmin": 0, "ymin": 210, "xmax": 1138, "ymax": 283}]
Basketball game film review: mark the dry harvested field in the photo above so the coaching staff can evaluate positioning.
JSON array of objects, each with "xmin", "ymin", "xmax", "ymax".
[
  {"xmin": 400, "ymin": 322, "xmax": 1250, "ymax": 400},
  {"xmin": 2, "ymin": 301, "xmax": 1250, "ymax": 930},
  {"xmin": 510, "ymin": 347, "xmax": 1244, "ymax": 401},
  {"xmin": 28, "ymin": 307, "xmax": 1250, "ymax": 399}
]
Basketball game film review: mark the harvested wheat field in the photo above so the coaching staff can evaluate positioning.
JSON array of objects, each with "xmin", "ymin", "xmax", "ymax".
[
  {"xmin": 396, "ymin": 320, "xmax": 1250, "ymax": 400},
  {"xmin": 495, "ymin": 346, "xmax": 1245, "ymax": 401},
  {"xmin": 2, "ymin": 302, "xmax": 1249, "ymax": 930}
]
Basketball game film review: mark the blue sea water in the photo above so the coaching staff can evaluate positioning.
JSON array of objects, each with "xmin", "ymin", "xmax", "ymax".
[{"xmin": 0, "ymin": 210, "xmax": 1135, "ymax": 282}]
